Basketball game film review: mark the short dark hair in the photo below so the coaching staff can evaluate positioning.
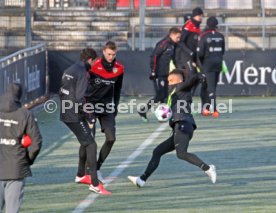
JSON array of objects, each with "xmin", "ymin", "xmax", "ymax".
[
  {"xmin": 80, "ymin": 48, "xmax": 97, "ymax": 61},
  {"xmin": 169, "ymin": 69, "xmax": 185, "ymax": 80},
  {"xmin": 104, "ymin": 41, "xmax": 117, "ymax": 51},
  {"xmin": 169, "ymin": 27, "xmax": 181, "ymax": 35}
]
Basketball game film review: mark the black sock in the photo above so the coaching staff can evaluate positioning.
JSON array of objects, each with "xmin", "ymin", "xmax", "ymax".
[
  {"xmin": 200, "ymin": 163, "xmax": 210, "ymax": 171},
  {"xmin": 140, "ymin": 174, "xmax": 147, "ymax": 182}
]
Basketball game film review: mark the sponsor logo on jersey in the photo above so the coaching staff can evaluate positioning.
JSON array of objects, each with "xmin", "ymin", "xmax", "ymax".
[
  {"xmin": 0, "ymin": 138, "xmax": 16, "ymax": 146},
  {"xmin": 94, "ymin": 78, "xmax": 102, "ymax": 85},
  {"xmin": 113, "ymin": 68, "xmax": 118, "ymax": 73},
  {"xmin": 0, "ymin": 119, "xmax": 19, "ymax": 127},
  {"xmin": 60, "ymin": 88, "xmax": 69, "ymax": 95}
]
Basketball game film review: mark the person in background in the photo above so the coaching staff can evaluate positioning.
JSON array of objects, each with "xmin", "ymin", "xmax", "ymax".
[
  {"xmin": 197, "ymin": 16, "xmax": 225, "ymax": 117},
  {"xmin": 138, "ymin": 27, "xmax": 181, "ymax": 121},
  {"xmin": 175, "ymin": 7, "xmax": 204, "ymax": 95},
  {"xmin": 0, "ymin": 83, "xmax": 42, "ymax": 212}
]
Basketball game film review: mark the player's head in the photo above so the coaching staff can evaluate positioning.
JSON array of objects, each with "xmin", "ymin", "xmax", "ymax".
[
  {"xmin": 168, "ymin": 69, "xmax": 185, "ymax": 85},
  {"xmin": 80, "ymin": 48, "xmax": 98, "ymax": 65},
  {"xmin": 192, "ymin": 7, "xmax": 204, "ymax": 23},
  {"xmin": 206, "ymin": 16, "xmax": 218, "ymax": 29},
  {"xmin": 5, "ymin": 82, "xmax": 22, "ymax": 103},
  {"xmin": 169, "ymin": 27, "xmax": 181, "ymax": 43},
  {"xmin": 103, "ymin": 41, "xmax": 117, "ymax": 63}
]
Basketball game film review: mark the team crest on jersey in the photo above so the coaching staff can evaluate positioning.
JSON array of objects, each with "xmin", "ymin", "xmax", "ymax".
[
  {"xmin": 94, "ymin": 78, "xmax": 101, "ymax": 85},
  {"xmin": 113, "ymin": 68, "xmax": 118, "ymax": 73}
]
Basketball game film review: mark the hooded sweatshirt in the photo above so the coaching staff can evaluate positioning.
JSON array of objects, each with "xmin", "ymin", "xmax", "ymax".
[{"xmin": 0, "ymin": 83, "xmax": 42, "ymax": 180}]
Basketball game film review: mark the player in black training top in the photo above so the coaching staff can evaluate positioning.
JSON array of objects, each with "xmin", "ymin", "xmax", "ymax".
[
  {"xmin": 128, "ymin": 69, "xmax": 217, "ymax": 187},
  {"xmin": 59, "ymin": 48, "xmax": 111, "ymax": 195},
  {"xmin": 138, "ymin": 27, "xmax": 181, "ymax": 122},
  {"xmin": 197, "ymin": 17, "xmax": 225, "ymax": 117}
]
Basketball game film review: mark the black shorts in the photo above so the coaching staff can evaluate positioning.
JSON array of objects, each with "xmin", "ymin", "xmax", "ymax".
[
  {"xmin": 95, "ymin": 113, "xmax": 116, "ymax": 142},
  {"xmin": 65, "ymin": 121, "xmax": 94, "ymax": 146}
]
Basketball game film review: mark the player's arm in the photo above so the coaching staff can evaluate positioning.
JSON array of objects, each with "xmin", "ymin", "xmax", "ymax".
[
  {"xmin": 76, "ymin": 71, "xmax": 95, "ymax": 123},
  {"xmin": 174, "ymin": 44, "xmax": 184, "ymax": 69},
  {"xmin": 197, "ymin": 35, "xmax": 206, "ymax": 69},
  {"xmin": 150, "ymin": 40, "xmax": 168, "ymax": 76},
  {"xmin": 76, "ymin": 72, "xmax": 89, "ymax": 103},
  {"xmin": 176, "ymin": 71, "xmax": 200, "ymax": 92},
  {"xmin": 25, "ymin": 112, "xmax": 42, "ymax": 165},
  {"xmin": 221, "ymin": 34, "xmax": 225, "ymax": 56},
  {"xmin": 114, "ymin": 74, "xmax": 124, "ymax": 116},
  {"xmin": 180, "ymin": 30, "xmax": 194, "ymax": 56}
]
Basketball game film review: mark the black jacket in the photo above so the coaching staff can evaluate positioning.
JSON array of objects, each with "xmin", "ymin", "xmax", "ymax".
[
  {"xmin": 0, "ymin": 83, "xmax": 42, "ymax": 180},
  {"xmin": 175, "ymin": 18, "xmax": 201, "ymax": 68},
  {"xmin": 59, "ymin": 61, "xmax": 90, "ymax": 123},
  {"xmin": 150, "ymin": 36, "xmax": 176, "ymax": 77},
  {"xmin": 86, "ymin": 57, "xmax": 124, "ymax": 115},
  {"xmin": 197, "ymin": 29, "xmax": 225, "ymax": 72},
  {"xmin": 169, "ymin": 72, "xmax": 199, "ymax": 129}
]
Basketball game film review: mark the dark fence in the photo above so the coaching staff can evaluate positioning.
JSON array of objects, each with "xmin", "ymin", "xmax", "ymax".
[
  {"xmin": 48, "ymin": 50, "xmax": 276, "ymax": 96},
  {"xmin": 0, "ymin": 43, "xmax": 48, "ymax": 104}
]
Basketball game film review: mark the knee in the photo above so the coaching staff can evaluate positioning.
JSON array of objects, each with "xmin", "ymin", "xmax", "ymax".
[
  {"xmin": 105, "ymin": 136, "xmax": 116, "ymax": 147},
  {"xmin": 152, "ymin": 147, "xmax": 162, "ymax": 159},
  {"xmin": 152, "ymin": 147, "xmax": 158, "ymax": 156},
  {"xmin": 208, "ymin": 91, "xmax": 216, "ymax": 99},
  {"xmin": 104, "ymin": 129, "xmax": 116, "ymax": 144},
  {"xmin": 80, "ymin": 137, "xmax": 95, "ymax": 147},
  {"xmin": 176, "ymin": 149, "xmax": 188, "ymax": 161}
]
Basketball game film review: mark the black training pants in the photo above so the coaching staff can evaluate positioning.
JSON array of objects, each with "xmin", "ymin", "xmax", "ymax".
[
  {"xmin": 65, "ymin": 121, "xmax": 99, "ymax": 186},
  {"xmin": 145, "ymin": 77, "xmax": 168, "ymax": 112},
  {"xmin": 141, "ymin": 122, "xmax": 208, "ymax": 181},
  {"xmin": 200, "ymin": 71, "xmax": 220, "ymax": 111},
  {"xmin": 93, "ymin": 113, "xmax": 116, "ymax": 170}
]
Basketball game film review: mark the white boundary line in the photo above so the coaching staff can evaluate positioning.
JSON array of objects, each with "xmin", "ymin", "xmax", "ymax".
[{"xmin": 72, "ymin": 123, "xmax": 168, "ymax": 213}]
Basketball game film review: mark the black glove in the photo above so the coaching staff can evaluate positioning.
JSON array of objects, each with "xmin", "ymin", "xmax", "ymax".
[
  {"xmin": 149, "ymin": 72, "xmax": 156, "ymax": 80},
  {"xmin": 197, "ymin": 73, "xmax": 206, "ymax": 83}
]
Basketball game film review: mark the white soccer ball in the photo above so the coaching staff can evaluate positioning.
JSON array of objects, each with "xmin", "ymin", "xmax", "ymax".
[{"xmin": 154, "ymin": 104, "xmax": 172, "ymax": 122}]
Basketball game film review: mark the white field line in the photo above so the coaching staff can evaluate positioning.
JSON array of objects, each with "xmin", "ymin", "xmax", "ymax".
[{"xmin": 72, "ymin": 123, "xmax": 168, "ymax": 213}]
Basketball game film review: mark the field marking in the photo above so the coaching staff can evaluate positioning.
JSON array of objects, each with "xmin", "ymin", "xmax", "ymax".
[
  {"xmin": 72, "ymin": 123, "xmax": 168, "ymax": 213},
  {"xmin": 33, "ymin": 132, "xmax": 73, "ymax": 165}
]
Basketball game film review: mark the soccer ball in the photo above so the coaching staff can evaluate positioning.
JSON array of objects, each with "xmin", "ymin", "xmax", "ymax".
[{"xmin": 154, "ymin": 104, "xmax": 172, "ymax": 122}]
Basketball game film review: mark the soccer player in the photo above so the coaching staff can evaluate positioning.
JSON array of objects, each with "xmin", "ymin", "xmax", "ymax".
[
  {"xmin": 128, "ymin": 69, "xmax": 216, "ymax": 187},
  {"xmin": 86, "ymin": 41, "xmax": 124, "ymax": 184},
  {"xmin": 175, "ymin": 7, "xmax": 204, "ymax": 94},
  {"xmin": 138, "ymin": 27, "xmax": 181, "ymax": 121},
  {"xmin": 197, "ymin": 17, "xmax": 225, "ymax": 117},
  {"xmin": 60, "ymin": 48, "xmax": 111, "ymax": 195},
  {"xmin": 0, "ymin": 83, "xmax": 42, "ymax": 212}
]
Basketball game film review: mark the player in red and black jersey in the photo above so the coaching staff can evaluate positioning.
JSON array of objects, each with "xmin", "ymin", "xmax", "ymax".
[
  {"xmin": 175, "ymin": 7, "xmax": 204, "ymax": 94},
  {"xmin": 86, "ymin": 41, "xmax": 124, "ymax": 184}
]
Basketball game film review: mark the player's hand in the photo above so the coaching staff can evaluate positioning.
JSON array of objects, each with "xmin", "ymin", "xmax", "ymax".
[
  {"xmin": 197, "ymin": 73, "xmax": 206, "ymax": 83},
  {"xmin": 149, "ymin": 72, "xmax": 156, "ymax": 80},
  {"xmin": 87, "ymin": 114, "xmax": 96, "ymax": 129}
]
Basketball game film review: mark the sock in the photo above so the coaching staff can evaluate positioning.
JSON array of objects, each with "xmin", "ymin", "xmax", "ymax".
[
  {"xmin": 200, "ymin": 163, "xmax": 210, "ymax": 171},
  {"xmin": 140, "ymin": 174, "xmax": 147, "ymax": 182}
]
